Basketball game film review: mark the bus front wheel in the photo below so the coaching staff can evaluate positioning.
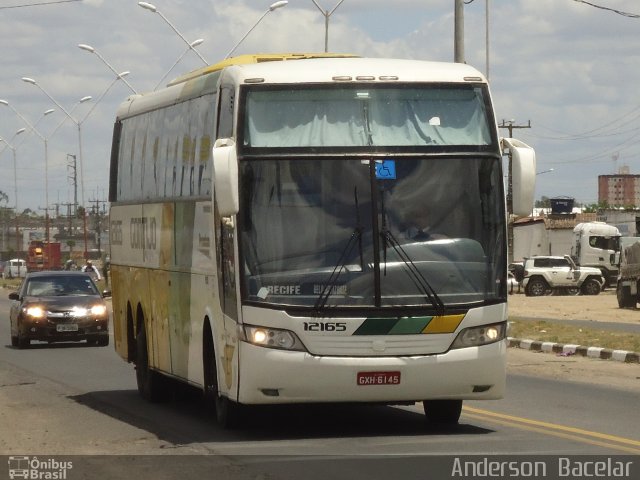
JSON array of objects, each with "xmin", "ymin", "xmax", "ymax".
[
  {"xmin": 423, "ymin": 399, "xmax": 462, "ymax": 424},
  {"xmin": 203, "ymin": 327, "xmax": 241, "ymax": 429}
]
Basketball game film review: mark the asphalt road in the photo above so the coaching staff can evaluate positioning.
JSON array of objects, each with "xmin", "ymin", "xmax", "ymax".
[{"xmin": 0, "ymin": 294, "xmax": 638, "ymax": 480}]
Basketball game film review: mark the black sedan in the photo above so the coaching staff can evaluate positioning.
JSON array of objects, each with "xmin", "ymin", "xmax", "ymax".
[{"xmin": 9, "ymin": 271, "xmax": 111, "ymax": 348}]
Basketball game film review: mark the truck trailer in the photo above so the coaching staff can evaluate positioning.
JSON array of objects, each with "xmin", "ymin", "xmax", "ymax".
[{"xmin": 26, "ymin": 240, "xmax": 62, "ymax": 271}]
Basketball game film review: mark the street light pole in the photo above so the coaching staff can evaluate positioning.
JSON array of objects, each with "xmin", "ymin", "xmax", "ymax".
[
  {"xmin": 155, "ymin": 40, "xmax": 203, "ymax": 90},
  {"xmin": 138, "ymin": 2, "xmax": 208, "ymax": 65},
  {"xmin": 78, "ymin": 44, "xmax": 139, "ymax": 94},
  {"xmin": 0, "ymin": 101, "xmax": 55, "ymax": 209},
  {"xmin": 311, "ymin": 0, "xmax": 344, "ymax": 53},
  {"xmin": 80, "ymin": 72, "xmax": 130, "ymax": 122},
  {"xmin": 22, "ymin": 77, "xmax": 95, "ymax": 258},
  {"xmin": 0, "ymin": 102, "xmax": 55, "ymax": 251},
  {"xmin": 22, "ymin": 78, "xmax": 85, "ymax": 206},
  {"xmin": 225, "ymin": 1, "xmax": 288, "ymax": 58},
  {"xmin": 0, "ymin": 128, "xmax": 25, "ymax": 251}
]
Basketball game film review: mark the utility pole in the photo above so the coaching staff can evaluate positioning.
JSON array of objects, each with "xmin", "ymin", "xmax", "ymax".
[
  {"xmin": 454, "ymin": 0, "xmax": 465, "ymax": 63},
  {"xmin": 67, "ymin": 154, "xmax": 78, "ymax": 217},
  {"xmin": 89, "ymin": 198, "xmax": 108, "ymax": 256},
  {"xmin": 499, "ymin": 120, "xmax": 532, "ymax": 264},
  {"xmin": 500, "ymin": 119, "xmax": 531, "ymax": 139}
]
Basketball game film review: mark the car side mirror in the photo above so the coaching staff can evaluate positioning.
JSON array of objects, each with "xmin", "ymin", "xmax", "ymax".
[
  {"xmin": 8, "ymin": 292, "xmax": 19, "ymax": 301},
  {"xmin": 102, "ymin": 290, "xmax": 112, "ymax": 298}
]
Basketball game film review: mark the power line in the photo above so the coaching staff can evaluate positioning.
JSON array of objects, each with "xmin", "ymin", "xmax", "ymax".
[
  {"xmin": 0, "ymin": 0, "xmax": 81, "ymax": 10},
  {"xmin": 573, "ymin": 0, "xmax": 640, "ymax": 18}
]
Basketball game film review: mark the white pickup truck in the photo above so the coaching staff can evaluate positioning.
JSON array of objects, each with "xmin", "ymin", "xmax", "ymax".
[{"xmin": 522, "ymin": 255, "xmax": 604, "ymax": 296}]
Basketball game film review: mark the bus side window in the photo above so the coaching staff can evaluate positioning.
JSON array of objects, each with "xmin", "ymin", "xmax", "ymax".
[{"xmin": 217, "ymin": 85, "xmax": 234, "ymax": 139}]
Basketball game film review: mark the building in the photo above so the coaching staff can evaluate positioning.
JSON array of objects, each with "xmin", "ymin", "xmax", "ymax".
[{"xmin": 598, "ymin": 167, "xmax": 640, "ymax": 207}]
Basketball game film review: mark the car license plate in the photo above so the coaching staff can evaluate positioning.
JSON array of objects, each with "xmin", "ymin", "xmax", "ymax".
[
  {"xmin": 56, "ymin": 324, "xmax": 78, "ymax": 332},
  {"xmin": 357, "ymin": 371, "xmax": 401, "ymax": 386}
]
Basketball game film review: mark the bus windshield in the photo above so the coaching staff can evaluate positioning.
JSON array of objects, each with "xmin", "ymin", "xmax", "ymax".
[
  {"xmin": 240, "ymin": 156, "xmax": 505, "ymax": 310},
  {"xmin": 242, "ymin": 85, "xmax": 493, "ymax": 148}
]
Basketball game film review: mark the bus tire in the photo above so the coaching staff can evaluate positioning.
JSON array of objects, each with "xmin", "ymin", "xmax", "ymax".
[
  {"xmin": 203, "ymin": 325, "xmax": 241, "ymax": 429},
  {"xmin": 135, "ymin": 325, "xmax": 168, "ymax": 402},
  {"xmin": 423, "ymin": 399, "xmax": 462, "ymax": 424}
]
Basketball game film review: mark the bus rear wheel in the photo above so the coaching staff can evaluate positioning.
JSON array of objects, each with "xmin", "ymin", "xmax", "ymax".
[
  {"xmin": 135, "ymin": 325, "xmax": 168, "ymax": 402},
  {"xmin": 423, "ymin": 399, "xmax": 462, "ymax": 424}
]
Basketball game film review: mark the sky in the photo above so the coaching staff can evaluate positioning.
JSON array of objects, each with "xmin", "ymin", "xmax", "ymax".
[{"xmin": 0, "ymin": 0, "xmax": 639, "ymax": 214}]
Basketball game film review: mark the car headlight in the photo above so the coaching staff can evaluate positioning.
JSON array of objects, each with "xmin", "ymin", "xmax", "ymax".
[
  {"xmin": 90, "ymin": 305, "xmax": 107, "ymax": 316},
  {"xmin": 25, "ymin": 306, "xmax": 45, "ymax": 318},
  {"xmin": 451, "ymin": 322, "xmax": 506, "ymax": 349},
  {"xmin": 242, "ymin": 325, "xmax": 306, "ymax": 352}
]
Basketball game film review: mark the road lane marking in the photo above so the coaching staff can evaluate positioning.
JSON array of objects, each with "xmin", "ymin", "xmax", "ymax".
[{"xmin": 463, "ymin": 406, "xmax": 640, "ymax": 454}]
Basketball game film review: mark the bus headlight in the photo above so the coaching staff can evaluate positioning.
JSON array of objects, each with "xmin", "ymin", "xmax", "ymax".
[
  {"xmin": 451, "ymin": 322, "xmax": 506, "ymax": 349},
  {"xmin": 242, "ymin": 325, "xmax": 306, "ymax": 352}
]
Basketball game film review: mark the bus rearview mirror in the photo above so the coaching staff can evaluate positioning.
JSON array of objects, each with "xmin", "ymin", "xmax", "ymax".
[
  {"xmin": 212, "ymin": 138, "xmax": 240, "ymax": 216},
  {"xmin": 503, "ymin": 138, "xmax": 536, "ymax": 218}
]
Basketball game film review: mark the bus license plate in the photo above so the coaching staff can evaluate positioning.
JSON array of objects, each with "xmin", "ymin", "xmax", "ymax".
[
  {"xmin": 357, "ymin": 371, "xmax": 401, "ymax": 386},
  {"xmin": 56, "ymin": 324, "xmax": 78, "ymax": 332}
]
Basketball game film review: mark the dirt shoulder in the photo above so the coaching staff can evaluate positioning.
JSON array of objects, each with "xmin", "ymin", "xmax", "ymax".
[
  {"xmin": 507, "ymin": 347, "xmax": 639, "ymax": 393},
  {"xmin": 506, "ymin": 289, "xmax": 640, "ymax": 392},
  {"xmin": 508, "ymin": 289, "xmax": 640, "ymax": 324}
]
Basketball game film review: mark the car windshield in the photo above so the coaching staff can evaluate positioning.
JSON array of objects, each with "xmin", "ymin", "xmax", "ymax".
[{"xmin": 26, "ymin": 276, "xmax": 98, "ymax": 296}]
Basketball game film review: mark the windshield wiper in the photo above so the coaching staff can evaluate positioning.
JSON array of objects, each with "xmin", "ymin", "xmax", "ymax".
[
  {"xmin": 381, "ymin": 228, "xmax": 446, "ymax": 316},
  {"xmin": 314, "ymin": 187, "xmax": 364, "ymax": 312}
]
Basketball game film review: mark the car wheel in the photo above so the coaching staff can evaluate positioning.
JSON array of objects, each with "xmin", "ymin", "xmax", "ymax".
[
  {"xmin": 135, "ymin": 325, "xmax": 168, "ymax": 402},
  {"xmin": 17, "ymin": 332, "xmax": 30, "ymax": 349},
  {"xmin": 96, "ymin": 336, "xmax": 109, "ymax": 347},
  {"xmin": 10, "ymin": 335, "xmax": 18, "ymax": 347},
  {"xmin": 581, "ymin": 279, "xmax": 601, "ymax": 296},
  {"xmin": 423, "ymin": 399, "xmax": 463, "ymax": 424},
  {"xmin": 616, "ymin": 284, "xmax": 635, "ymax": 308},
  {"xmin": 526, "ymin": 278, "xmax": 549, "ymax": 297}
]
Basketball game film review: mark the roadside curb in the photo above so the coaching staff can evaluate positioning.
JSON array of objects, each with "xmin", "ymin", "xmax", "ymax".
[{"xmin": 507, "ymin": 337, "xmax": 640, "ymax": 364}]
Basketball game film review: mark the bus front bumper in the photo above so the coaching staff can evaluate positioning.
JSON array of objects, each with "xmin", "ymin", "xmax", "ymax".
[{"xmin": 236, "ymin": 340, "xmax": 506, "ymax": 404}]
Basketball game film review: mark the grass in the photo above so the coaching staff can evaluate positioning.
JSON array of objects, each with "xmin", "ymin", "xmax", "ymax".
[
  {"xmin": 508, "ymin": 319, "xmax": 640, "ymax": 353},
  {"xmin": 1, "ymin": 277, "xmax": 22, "ymax": 290}
]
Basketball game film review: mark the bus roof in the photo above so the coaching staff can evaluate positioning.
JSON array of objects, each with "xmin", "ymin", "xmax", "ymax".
[
  {"xmin": 169, "ymin": 54, "xmax": 487, "ymax": 87},
  {"xmin": 167, "ymin": 52, "xmax": 359, "ymax": 86}
]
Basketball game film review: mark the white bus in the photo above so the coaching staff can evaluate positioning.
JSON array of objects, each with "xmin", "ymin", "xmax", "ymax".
[{"xmin": 108, "ymin": 54, "xmax": 535, "ymax": 427}]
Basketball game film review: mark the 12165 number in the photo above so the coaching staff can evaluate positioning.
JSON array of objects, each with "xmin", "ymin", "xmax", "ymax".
[{"xmin": 303, "ymin": 322, "xmax": 347, "ymax": 332}]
